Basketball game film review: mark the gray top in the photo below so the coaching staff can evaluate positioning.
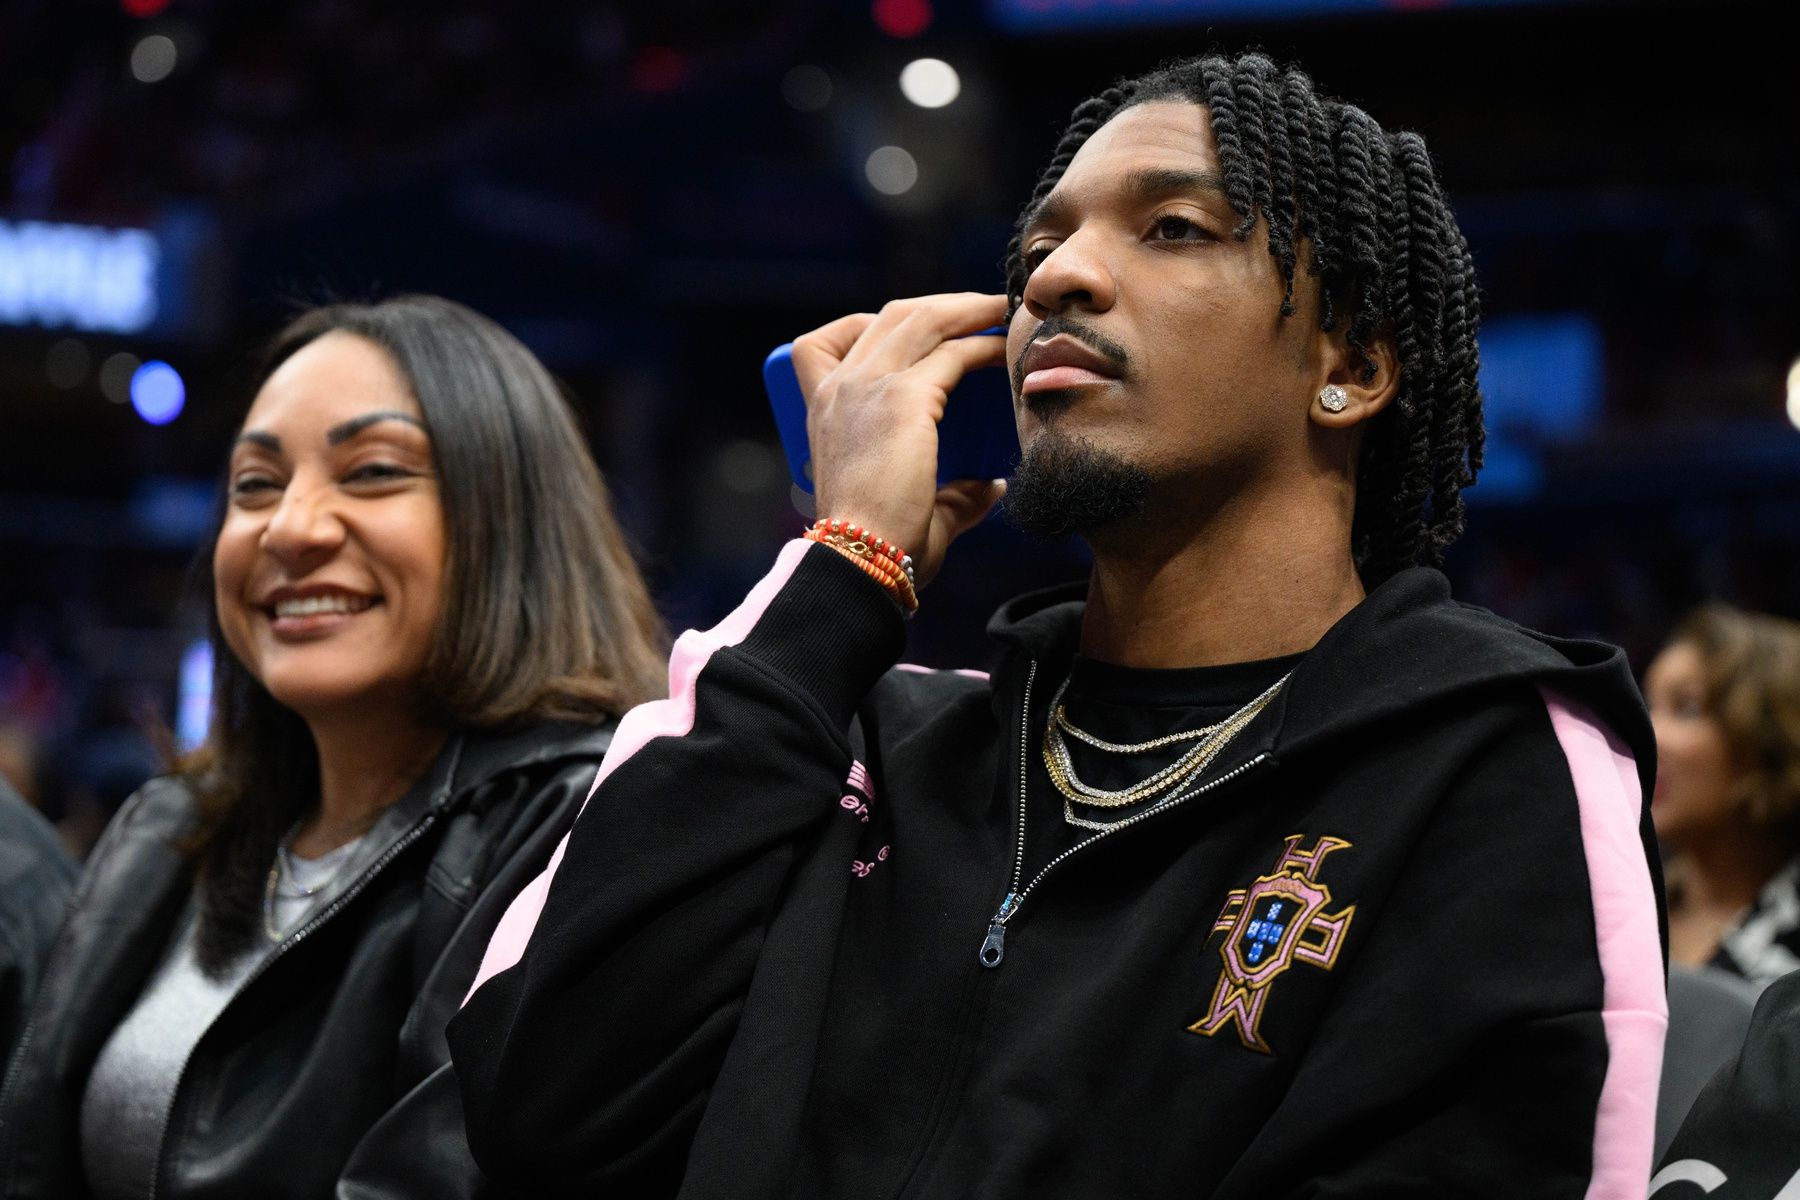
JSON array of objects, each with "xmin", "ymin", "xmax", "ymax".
[
  {"xmin": 1655, "ymin": 962, "xmax": 1761, "ymax": 1162},
  {"xmin": 78, "ymin": 836, "xmax": 363, "ymax": 1200}
]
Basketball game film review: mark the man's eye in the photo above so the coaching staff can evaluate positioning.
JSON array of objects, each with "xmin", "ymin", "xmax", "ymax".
[
  {"xmin": 1150, "ymin": 215, "xmax": 1210, "ymax": 242},
  {"xmin": 1023, "ymin": 243, "xmax": 1056, "ymax": 272}
]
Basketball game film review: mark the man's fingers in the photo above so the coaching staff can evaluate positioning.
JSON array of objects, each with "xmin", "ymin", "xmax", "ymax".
[
  {"xmin": 860, "ymin": 293, "xmax": 1008, "ymax": 374},
  {"xmin": 935, "ymin": 479, "xmax": 1006, "ymax": 540},
  {"xmin": 793, "ymin": 293, "xmax": 1003, "ymax": 404},
  {"xmin": 912, "ymin": 478, "xmax": 1005, "ymax": 588},
  {"xmin": 905, "ymin": 334, "xmax": 1007, "ymax": 402},
  {"xmin": 791, "ymin": 312, "xmax": 875, "ymax": 399}
]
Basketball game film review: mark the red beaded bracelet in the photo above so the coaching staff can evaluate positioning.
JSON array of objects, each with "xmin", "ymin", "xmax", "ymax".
[
  {"xmin": 808, "ymin": 519, "xmax": 915, "ymax": 583},
  {"xmin": 805, "ymin": 519, "xmax": 919, "ymax": 614}
]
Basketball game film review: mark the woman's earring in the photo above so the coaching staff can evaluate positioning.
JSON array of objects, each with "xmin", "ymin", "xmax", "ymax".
[{"xmin": 1318, "ymin": 383, "xmax": 1349, "ymax": 413}]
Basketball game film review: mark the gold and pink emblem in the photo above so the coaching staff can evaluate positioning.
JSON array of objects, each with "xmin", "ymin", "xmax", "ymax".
[{"xmin": 1188, "ymin": 834, "xmax": 1357, "ymax": 1053}]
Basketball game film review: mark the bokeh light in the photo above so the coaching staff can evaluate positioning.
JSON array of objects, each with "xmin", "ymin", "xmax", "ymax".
[
  {"xmin": 872, "ymin": 0, "xmax": 932, "ymax": 38},
  {"xmin": 899, "ymin": 58, "xmax": 959, "ymax": 108},
  {"xmin": 865, "ymin": 146, "xmax": 919, "ymax": 196},
  {"xmin": 1787, "ymin": 357, "xmax": 1800, "ymax": 431},
  {"xmin": 782, "ymin": 65, "xmax": 832, "ymax": 112},
  {"xmin": 99, "ymin": 352, "xmax": 141, "ymax": 403},
  {"xmin": 129, "ymin": 360, "xmax": 185, "ymax": 425},
  {"xmin": 130, "ymin": 34, "xmax": 178, "ymax": 84}
]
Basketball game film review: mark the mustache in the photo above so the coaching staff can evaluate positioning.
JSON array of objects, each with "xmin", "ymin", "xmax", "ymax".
[{"xmin": 1010, "ymin": 316, "xmax": 1131, "ymax": 395}]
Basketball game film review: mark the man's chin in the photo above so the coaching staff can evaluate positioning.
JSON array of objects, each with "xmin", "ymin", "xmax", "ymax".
[{"xmin": 1003, "ymin": 433, "xmax": 1151, "ymax": 540}]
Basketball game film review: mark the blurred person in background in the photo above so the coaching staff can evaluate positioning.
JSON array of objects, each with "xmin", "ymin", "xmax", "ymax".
[
  {"xmin": 1646, "ymin": 604, "xmax": 1800, "ymax": 987},
  {"xmin": 0, "ymin": 295, "xmax": 668, "ymax": 1200},
  {"xmin": 1645, "ymin": 606, "xmax": 1800, "ymax": 1161},
  {"xmin": 0, "ymin": 775, "xmax": 75, "ymax": 1060}
]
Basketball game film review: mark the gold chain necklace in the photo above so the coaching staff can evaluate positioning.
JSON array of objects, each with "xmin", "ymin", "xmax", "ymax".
[{"xmin": 1042, "ymin": 671, "xmax": 1289, "ymax": 816}]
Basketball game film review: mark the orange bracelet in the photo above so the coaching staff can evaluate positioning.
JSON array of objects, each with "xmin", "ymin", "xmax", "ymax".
[
  {"xmin": 805, "ymin": 519, "xmax": 919, "ymax": 614},
  {"xmin": 804, "ymin": 529, "xmax": 918, "ymax": 614}
]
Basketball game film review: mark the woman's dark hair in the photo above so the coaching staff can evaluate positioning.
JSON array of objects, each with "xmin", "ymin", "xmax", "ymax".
[
  {"xmin": 1673, "ymin": 604, "xmax": 1800, "ymax": 845},
  {"xmin": 1004, "ymin": 52, "xmax": 1484, "ymax": 583},
  {"xmin": 190, "ymin": 294, "xmax": 668, "ymax": 970}
]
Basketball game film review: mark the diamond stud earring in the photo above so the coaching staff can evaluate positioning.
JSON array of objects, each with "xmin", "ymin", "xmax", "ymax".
[{"xmin": 1318, "ymin": 383, "xmax": 1349, "ymax": 413}]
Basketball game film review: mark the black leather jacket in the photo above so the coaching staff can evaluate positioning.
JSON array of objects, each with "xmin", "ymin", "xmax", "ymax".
[
  {"xmin": 0, "ymin": 781, "xmax": 77, "ymax": 1061},
  {"xmin": 0, "ymin": 719, "xmax": 612, "ymax": 1200}
]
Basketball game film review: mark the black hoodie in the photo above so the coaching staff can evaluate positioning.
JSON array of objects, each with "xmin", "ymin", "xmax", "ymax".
[{"xmin": 450, "ymin": 540, "xmax": 1669, "ymax": 1199}]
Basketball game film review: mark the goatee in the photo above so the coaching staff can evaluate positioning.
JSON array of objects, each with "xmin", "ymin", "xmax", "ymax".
[{"xmin": 1004, "ymin": 432, "xmax": 1150, "ymax": 539}]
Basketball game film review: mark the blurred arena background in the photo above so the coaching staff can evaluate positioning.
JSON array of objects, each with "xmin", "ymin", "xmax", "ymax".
[{"xmin": 1, "ymin": 0, "xmax": 1794, "ymax": 854}]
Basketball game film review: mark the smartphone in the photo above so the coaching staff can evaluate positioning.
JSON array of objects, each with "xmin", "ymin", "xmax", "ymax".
[{"xmin": 764, "ymin": 326, "xmax": 1019, "ymax": 494}]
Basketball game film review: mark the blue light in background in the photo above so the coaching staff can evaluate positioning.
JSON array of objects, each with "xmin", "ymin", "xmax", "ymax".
[
  {"xmin": 987, "ymin": 0, "xmax": 1564, "ymax": 31},
  {"xmin": 1468, "ymin": 312, "xmax": 1605, "ymax": 502},
  {"xmin": 1477, "ymin": 313, "xmax": 1603, "ymax": 444},
  {"xmin": 176, "ymin": 639, "xmax": 213, "ymax": 753},
  {"xmin": 130, "ymin": 359, "xmax": 185, "ymax": 424},
  {"xmin": 131, "ymin": 475, "xmax": 217, "ymax": 546}
]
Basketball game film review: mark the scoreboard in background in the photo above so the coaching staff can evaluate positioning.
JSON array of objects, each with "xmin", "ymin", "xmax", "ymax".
[
  {"xmin": 987, "ymin": 0, "xmax": 1553, "ymax": 30},
  {"xmin": 0, "ymin": 209, "xmax": 219, "ymax": 342}
]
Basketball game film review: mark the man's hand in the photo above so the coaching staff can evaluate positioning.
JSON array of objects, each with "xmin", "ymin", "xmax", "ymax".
[{"xmin": 792, "ymin": 292, "xmax": 1009, "ymax": 588}]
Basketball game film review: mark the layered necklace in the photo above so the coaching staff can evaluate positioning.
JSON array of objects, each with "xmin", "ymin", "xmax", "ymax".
[{"xmin": 1043, "ymin": 670, "xmax": 1289, "ymax": 832}]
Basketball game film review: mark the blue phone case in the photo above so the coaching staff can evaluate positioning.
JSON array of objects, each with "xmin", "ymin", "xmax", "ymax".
[{"xmin": 764, "ymin": 327, "xmax": 1019, "ymax": 494}]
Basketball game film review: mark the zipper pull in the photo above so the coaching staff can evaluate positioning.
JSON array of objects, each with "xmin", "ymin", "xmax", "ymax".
[
  {"xmin": 979, "ymin": 893, "xmax": 1018, "ymax": 968},
  {"xmin": 979, "ymin": 924, "xmax": 1007, "ymax": 968}
]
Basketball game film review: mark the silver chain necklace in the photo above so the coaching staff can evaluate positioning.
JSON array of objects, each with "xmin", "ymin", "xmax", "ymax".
[
  {"xmin": 1044, "ymin": 670, "xmax": 1289, "ymax": 830},
  {"xmin": 261, "ymin": 834, "xmax": 357, "ymax": 941}
]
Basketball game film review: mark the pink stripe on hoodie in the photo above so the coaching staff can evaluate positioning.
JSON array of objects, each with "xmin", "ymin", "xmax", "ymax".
[
  {"xmin": 463, "ymin": 539, "xmax": 814, "ymax": 1002},
  {"xmin": 1540, "ymin": 688, "xmax": 1667, "ymax": 1199}
]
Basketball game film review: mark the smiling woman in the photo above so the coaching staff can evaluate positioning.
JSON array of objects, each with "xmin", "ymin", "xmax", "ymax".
[{"xmin": 0, "ymin": 295, "xmax": 669, "ymax": 1200}]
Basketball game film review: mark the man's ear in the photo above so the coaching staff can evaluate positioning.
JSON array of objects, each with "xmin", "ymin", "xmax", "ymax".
[{"xmin": 1311, "ymin": 330, "xmax": 1399, "ymax": 430}]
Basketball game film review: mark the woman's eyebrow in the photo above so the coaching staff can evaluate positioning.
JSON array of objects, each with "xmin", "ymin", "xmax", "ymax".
[{"xmin": 325, "ymin": 411, "xmax": 427, "ymax": 446}]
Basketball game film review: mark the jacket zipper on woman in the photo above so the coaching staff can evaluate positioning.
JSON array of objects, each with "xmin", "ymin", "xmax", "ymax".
[
  {"xmin": 144, "ymin": 812, "xmax": 441, "ymax": 1200},
  {"xmin": 978, "ymin": 658, "xmax": 1272, "ymax": 968}
]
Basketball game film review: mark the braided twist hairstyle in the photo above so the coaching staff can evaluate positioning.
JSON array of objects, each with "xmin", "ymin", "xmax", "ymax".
[{"xmin": 1003, "ymin": 54, "xmax": 1484, "ymax": 582}]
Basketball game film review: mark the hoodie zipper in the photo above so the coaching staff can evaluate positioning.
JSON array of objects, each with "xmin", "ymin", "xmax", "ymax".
[
  {"xmin": 144, "ymin": 812, "xmax": 441, "ymax": 1200},
  {"xmin": 979, "ymin": 657, "xmax": 1272, "ymax": 968}
]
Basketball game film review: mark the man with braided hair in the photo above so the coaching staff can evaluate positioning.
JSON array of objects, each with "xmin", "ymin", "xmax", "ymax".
[{"xmin": 451, "ymin": 53, "xmax": 1667, "ymax": 1198}]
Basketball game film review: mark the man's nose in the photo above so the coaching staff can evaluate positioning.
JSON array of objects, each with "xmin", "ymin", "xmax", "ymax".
[{"xmin": 1021, "ymin": 231, "xmax": 1117, "ymax": 318}]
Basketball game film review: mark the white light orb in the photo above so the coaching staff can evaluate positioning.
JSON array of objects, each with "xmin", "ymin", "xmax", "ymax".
[
  {"xmin": 1787, "ymin": 357, "xmax": 1800, "ymax": 431},
  {"xmin": 865, "ymin": 145, "xmax": 918, "ymax": 196},
  {"xmin": 899, "ymin": 58, "xmax": 960, "ymax": 109},
  {"xmin": 130, "ymin": 35, "xmax": 178, "ymax": 84}
]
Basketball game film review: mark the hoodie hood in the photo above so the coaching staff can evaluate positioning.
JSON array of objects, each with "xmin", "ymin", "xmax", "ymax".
[{"xmin": 986, "ymin": 567, "xmax": 1655, "ymax": 788}]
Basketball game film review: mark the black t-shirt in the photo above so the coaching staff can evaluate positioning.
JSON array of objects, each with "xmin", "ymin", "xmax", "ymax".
[{"xmin": 1027, "ymin": 652, "xmax": 1303, "ymax": 872}]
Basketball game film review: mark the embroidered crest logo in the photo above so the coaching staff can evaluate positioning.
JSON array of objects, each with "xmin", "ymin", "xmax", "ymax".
[{"xmin": 1188, "ymin": 834, "xmax": 1357, "ymax": 1054}]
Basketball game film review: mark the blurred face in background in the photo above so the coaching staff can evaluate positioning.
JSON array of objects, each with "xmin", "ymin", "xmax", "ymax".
[
  {"xmin": 214, "ymin": 332, "xmax": 446, "ymax": 723},
  {"xmin": 1645, "ymin": 639, "xmax": 1739, "ymax": 848}
]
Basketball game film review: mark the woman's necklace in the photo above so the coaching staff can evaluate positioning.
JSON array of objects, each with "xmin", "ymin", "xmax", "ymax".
[
  {"xmin": 1044, "ymin": 671, "xmax": 1289, "ymax": 831},
  {"xmin": 261, "ymin": 832, "xmax": 357, "ymax": 942}
]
